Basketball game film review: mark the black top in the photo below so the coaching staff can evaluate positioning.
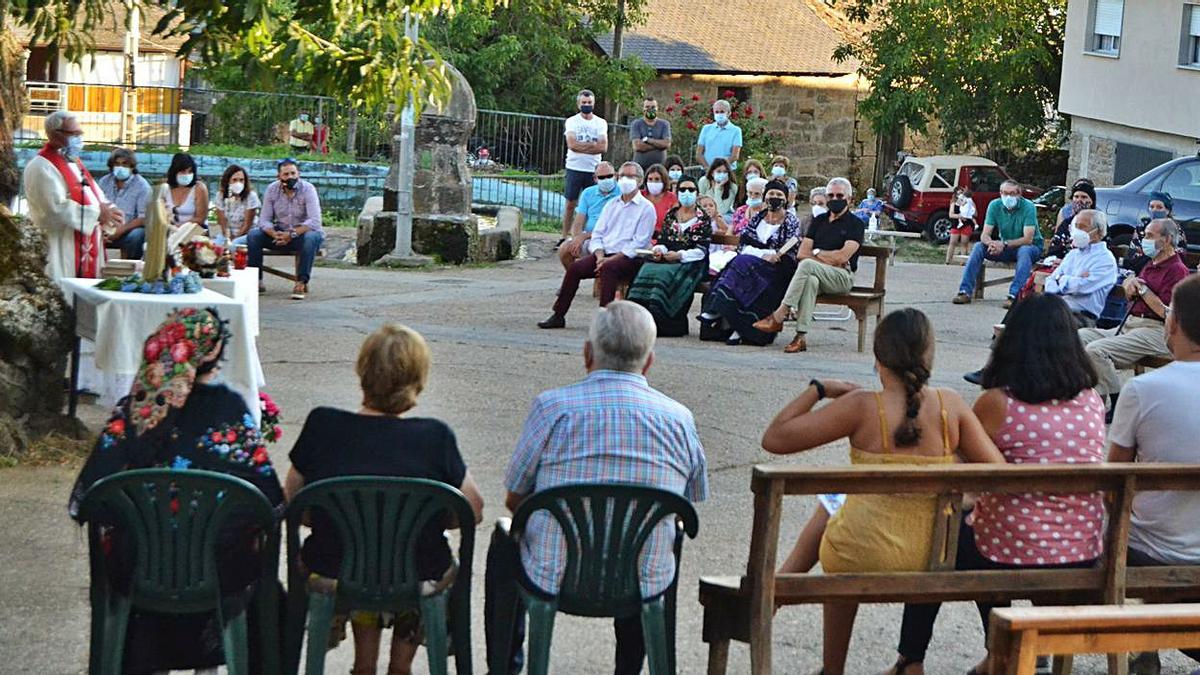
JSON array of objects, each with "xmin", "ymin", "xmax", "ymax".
[
  {"xmin": 805, "ymin": 211, "xmax": 867, "ymax": 271},
  {"xmin": 289, "ymin": 407, "xmax": 468, "ymax": 580}
]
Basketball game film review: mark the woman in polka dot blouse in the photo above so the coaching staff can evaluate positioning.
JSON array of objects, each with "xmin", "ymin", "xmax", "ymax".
[{"xmin": 887, "ymin": 294, "xmax": 1106, "ymax": 675}]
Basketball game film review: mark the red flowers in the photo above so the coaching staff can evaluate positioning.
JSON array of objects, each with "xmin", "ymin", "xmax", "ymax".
[
  {"xmin": 723, "ymin": 89, "xmax": 735, "ymax": 98},
  {"xmin": 758, "ymin": 114, "xmax": 765, "ymax": 120},
  {"xmin": 691, "ymin": 94, "xmax": 700, "ymax": 101},
  {"xmin": 252, "ymin": 447, "xmax": 269, "ymax": 465},
  {"xmin": 744, "ymin": 105, "xmax": 753, "ymax": 114},
  {"xmin": 139, "ymin": 406, "xmax": 152, "ymax": 418},
  {"xmin": 225, "ymin": 429, "xmax": 238, "ymax": 443},
  {"xmin": 664, "ymin": 106, "xmax": 674, "ymax": 113},
  {"xmin": 107, "ymin": 418, "xmax": 125, "ymax": 436},
  {"xmin": 170, "ymin": 340, "xmax": 194, "ymax": 363},
  {"xmin": 211, "ymin": 431, "xmax": 224, "ymax": 443},
  {"xmin": 144, "ymin": 340, "xmax": 163, "ymax": 361},
  {"xmin": 686, "ymin": 121, "xmax": 697, "ymax": 130}
]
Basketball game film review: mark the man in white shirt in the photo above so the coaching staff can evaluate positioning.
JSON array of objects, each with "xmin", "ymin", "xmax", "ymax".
[
  {"xmin": 1043, "ymin": 209, "xmax": 1118, "ymax": 327},
  {"xmin": 560, "ymin": 89, "xmax": 608, "ymax": 241},
  {"xmin": 539, "ymin": 162, "xmax": 655, "ymax": 329},
  {"xmin": 1108, "ymin": 274, "xmax": 1200, "ymax": 670}
]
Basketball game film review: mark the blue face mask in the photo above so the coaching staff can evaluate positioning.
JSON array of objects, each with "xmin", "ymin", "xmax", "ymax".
[
  {"xmin": 597, "ymin": 177, "xmax": 616, "ymax": 193},
  {"xmin": 1149, "ymin": 209, "xmax": 1169, "ymax": 220},
  {"xmin": 1001, "ymin": 194, "xmax": 1019, "ymax": 210},
  {"xmin": 112, "ymin": 166, "xmax": 132, "ymax": 181},
  {"xmin": 1141, "ymin": 238, "xmax": 1159, "ymax": 257},
  {"xmin": 176, "ymin": 172, "xmax": 194, "ymax": 187},
  {"xmin": 713, "ymin": 112, "xmax": 728, "ymax": 125},
  {"xmin": 677, "ymin": 190, "xmax": 697, "ymax": 207},
  {"xmin": 668, "ymin": 169, "xmax": 683, "ymax": 182},
  {"xmin": 746, "ymin": 197, "xmax": 763, "ymax": 208},
  {"xmin": 771, "ymin": 166, "xmax": 786, "ymax": 177},
  {"xmin": 66, "ymin": 135, "xmax": 84, "ymax": 158}
]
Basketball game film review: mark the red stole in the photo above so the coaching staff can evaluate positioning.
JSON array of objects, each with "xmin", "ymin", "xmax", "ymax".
[{"xmin": 37, "ymin": 143, "xmax": 105, "ymax": 278}]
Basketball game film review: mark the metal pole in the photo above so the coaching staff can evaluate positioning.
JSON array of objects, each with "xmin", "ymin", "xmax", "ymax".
[{"xmin": 378, "ymin": 11, "xmax": 430, "ymax": 266}]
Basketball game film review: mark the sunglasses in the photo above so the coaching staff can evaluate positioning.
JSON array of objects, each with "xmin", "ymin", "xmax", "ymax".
[
  {"xmin": 596, "ymin": 174, "xmax": 615, "ymax": 180},
  {"xmin": 677, "ymin": 187, "xmax": 698, "ymax": 193}
]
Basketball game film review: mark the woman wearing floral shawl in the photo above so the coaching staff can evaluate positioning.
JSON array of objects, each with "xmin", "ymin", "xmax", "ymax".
[{"xmin": 69, "ymin": 307, "xmax": 283, "ymax": 674}]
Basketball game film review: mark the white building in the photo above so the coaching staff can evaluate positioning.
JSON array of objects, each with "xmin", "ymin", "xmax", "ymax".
[{"xmin": 1060, "ymin": 0, "xmax": 1200, "ymax": 185}]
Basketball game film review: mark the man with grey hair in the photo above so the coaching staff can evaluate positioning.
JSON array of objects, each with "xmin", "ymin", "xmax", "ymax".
[
  {"xmin": 754, "ymin": 177, "xmax": 866, "ymax": 353},
  {"xmin": 953, "ymin": 178, "xmax": 1042, "ymax": 308},
  {"xmin": 24, "ymin": 110, "xmax": 122, "ymax": 280},
  {"xmin": 561, "ymin": 88, "xmax": 608, "ymax": 241},
  {"xmin": 539, "ymin": 161, "xmax": 656, "ymax": 328},
  {"xmin": 1080, "ymin": 218, "xmax": 1193, "ymax": 420},
  {"xmin": 695, "ymin": 98, "xmax": 742, "ymax": 170},
  {"xmin": 489, "ymin": 300, "xmax": 708, "ymax": 675},
  {"xmin": 1042, "ymin": 208, "xmax": 1118, "ymax": 327}
]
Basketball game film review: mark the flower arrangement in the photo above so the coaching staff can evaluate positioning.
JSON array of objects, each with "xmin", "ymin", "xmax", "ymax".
[
  {"xmin": 661, "ymin": 89, "xmax": 781, "ymax": 165},
  {"xmin": 180, "ymin": 237, "xmax": 230, "ymax": 278},
  {"xmin": 96, "ymin": 271, "xmax": 203, "ymax": 294},
  {"xmin": 259, "ymin": 392, "xmax": 283, "ymax": 443}
]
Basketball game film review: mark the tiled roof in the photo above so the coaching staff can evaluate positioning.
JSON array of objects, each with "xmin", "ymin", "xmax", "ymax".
[
  {"xmin": 12, "ymin": 3, "xmax": 187, "ymax": 54},
  {"xmin": 595, "ymin": 0, "xmax": 858, "ymax": 75}
]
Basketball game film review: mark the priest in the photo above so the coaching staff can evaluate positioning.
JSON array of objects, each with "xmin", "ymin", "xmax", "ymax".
[{"xmin": 23, "ymin": 110, "xmax": 122, "ymax": 280}]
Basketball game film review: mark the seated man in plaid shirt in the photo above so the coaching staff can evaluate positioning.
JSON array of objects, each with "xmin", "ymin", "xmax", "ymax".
[{"xmin": 485, "ymin": 301, "xmax": 709, "ymax": 675}]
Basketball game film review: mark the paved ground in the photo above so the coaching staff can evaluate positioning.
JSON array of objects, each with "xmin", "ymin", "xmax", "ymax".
[{"xmin": 0, "ymin": 232, "xmax": 1186, "ymax": 674}]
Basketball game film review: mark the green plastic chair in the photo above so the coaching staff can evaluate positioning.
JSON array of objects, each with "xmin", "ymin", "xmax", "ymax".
[
  {"xmin": 76, "ymin": 468, "xmax": 282, "ymax": 675},
  {"xmin": 284, "ymin": 477, "xmax": 476, "ymax": 675},
  {"xmin": 506, "ymin": 483, "xmax": 700, "ymax": 675}
]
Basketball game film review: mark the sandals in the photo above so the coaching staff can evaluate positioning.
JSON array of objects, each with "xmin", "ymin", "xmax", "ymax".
[{"xmin": 886, "ymin": 656, "xmax": 922, "ymax": 675}]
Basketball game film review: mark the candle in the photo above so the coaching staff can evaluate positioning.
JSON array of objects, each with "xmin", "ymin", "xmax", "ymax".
[{"xmin": 143, "ymin": 183, "xmax": 169, "ymax": 281}]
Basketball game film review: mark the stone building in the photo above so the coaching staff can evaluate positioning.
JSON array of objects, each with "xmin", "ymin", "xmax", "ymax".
[
  {"xmin": 595, "ymin": 0, "xmax": 899, "ymax": 192},
  {"xmin": 1059, "ymin": 0, "xmax": 1200, "ymax": 186}
]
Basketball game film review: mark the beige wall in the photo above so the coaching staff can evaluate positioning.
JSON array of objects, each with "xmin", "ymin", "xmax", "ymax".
[{"xmin": 1060, "ymin": 0, "xmax": 1200, "ymax": 140}]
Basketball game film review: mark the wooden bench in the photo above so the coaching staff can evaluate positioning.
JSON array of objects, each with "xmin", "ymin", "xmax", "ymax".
[
  {"xmin": 262, "ymin": 249, "xmax": 304, "ymax": 282},
  {"xmin": 954, "ymin": 253, "xmax": 1017, "ymax": 299},
  {"xmin": 988, "ymin": 604, "xmax": 1200, "ymax": 675},
  {"xmin": 700, "ymin": 235, "xmax": 890, "ymax": 352},
  {"xmin": 699, "ymin": 464, "xmax": 1200, "ymax": 675}
]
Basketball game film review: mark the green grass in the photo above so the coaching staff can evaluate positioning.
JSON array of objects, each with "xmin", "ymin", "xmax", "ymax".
[
  {"xmin": 893, "ymin": 238, "xmax": 948, "ymax": 264},
  {"xmin": 523, "ymin": 218, "xmax": 563, "ymax": 234},
  {"xmin": 186, "ymin": 143, "xmax": 364, "ymax": 164}
]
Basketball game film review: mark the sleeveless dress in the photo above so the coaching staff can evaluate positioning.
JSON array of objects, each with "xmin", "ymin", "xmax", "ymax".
[
  {"xmin": 819, "ymin": 390, "xmax": 955, "ymax": 573},
  {"xmin": 164, "ymin": 185, "xmax": 198, "ymax": 226}
]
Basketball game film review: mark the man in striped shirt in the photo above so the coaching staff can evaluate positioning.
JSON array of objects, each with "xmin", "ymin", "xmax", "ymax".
[{"xmin": 486, "ymin": 301, "xmax": 708, "ymax": 675}]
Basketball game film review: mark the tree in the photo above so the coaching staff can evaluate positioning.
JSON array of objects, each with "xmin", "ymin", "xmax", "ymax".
[{"xmin": 832, "ymin": 0, "xmax": 1066, "ymax": 153}]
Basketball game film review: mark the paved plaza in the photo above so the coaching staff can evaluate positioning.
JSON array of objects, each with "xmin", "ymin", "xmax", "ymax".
[{"xmin": 0, "ymin": 232, "xmax": 1185, "ymax": 674}]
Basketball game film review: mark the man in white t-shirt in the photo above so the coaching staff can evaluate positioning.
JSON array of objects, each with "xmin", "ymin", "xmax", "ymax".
[
  {"xmin": 561, "ymin": 89, "xmax": 608, "ymax": 242},
  {"xmin": 1108, "ymin": 273, "xmax": 1200, "ymax": 669}
]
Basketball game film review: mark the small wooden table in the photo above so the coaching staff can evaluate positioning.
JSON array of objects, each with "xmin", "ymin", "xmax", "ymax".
[{"xmin": 989, "ymin": 604, "xmax": 1200, "ymax": 675}]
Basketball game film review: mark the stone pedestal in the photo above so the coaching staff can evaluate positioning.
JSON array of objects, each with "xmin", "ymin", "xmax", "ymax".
[{"xmin": 362, "ymin": 211, "xmax": 480, "ymax": 265}]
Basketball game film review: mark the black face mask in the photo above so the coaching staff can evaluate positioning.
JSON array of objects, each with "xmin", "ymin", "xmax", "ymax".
[
  {"xmin": 767, "ymin": 197, "xmax": 786, "ymax": 211},
  {"xmin": 579, "ymin": 104, "xmax": 594, "ymax": 115},
  {"xmin": 827, "ymin": 198, "xmax": 848, "ymax": 215},
  {"xmin": 283, "ymin": 177, "xmax": 299, "ymax": 190}
]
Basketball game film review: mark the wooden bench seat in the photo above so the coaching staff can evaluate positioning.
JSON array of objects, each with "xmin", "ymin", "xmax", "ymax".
[
  {"xmin": 699, "ymin": 463, "xmax": 1200, "ymax": 675},
  {"xmin": 954, "ymin": 253, "xmax": 1017, "ymax": 299},
  {"xmin": 988, "ymin": 604, "xmax": 1200, "ymax": 675}
]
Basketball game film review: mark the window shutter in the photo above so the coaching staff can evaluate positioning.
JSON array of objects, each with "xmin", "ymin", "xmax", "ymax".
[
  {"xmin": 1190, "ymin": 5, "xmax": 1200, "ymax": 37},
  {"xmin": 1094, "ymin": 0, "xmax": 1124, "ymax": 37}
]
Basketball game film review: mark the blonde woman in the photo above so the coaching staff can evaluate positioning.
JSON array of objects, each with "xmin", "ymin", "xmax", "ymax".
[{"xmin": 285, "ymin": 323, "xmax": 485, "ymax": 675}]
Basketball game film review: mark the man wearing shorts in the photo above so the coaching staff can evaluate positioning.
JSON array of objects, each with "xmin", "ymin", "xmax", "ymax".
[{"xmin": 561, "ymin": 89, "xmax": 608, "ymax": 244}]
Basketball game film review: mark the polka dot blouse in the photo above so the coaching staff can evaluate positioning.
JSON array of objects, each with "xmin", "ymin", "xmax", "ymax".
[{"xmin": 973, "ymin": 389, "xmax": 1107, "ymax": 566}]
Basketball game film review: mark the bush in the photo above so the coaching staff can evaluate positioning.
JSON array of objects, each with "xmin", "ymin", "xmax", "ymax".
[{"xmin": 661, "ymin": 90, "xmax": 782, "ymax": 166}]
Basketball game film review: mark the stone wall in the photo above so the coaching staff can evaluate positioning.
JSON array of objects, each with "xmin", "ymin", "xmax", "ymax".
[{"xmin": 1066, "ymin": 116, "xmax": 1198, "ymax": 188}]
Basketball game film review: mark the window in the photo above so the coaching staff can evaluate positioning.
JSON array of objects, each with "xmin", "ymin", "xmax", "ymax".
[
  {"xmin": 1161, "ymin": 161, "xmax": 1200, "ymax": 203},
  {"xmin": 1090, "ymin": 0, "xmax": 1124, "ymax": 55},
  {"xmin": 1183, "ymin": 4, "xmax": 1200, "ymax": 66},
  {"xmin": 931, "ymin": 168, "xmax": 956, "ymax": 189},
  {"xmin": 1115, "ymin": 143, "xmax": 1173, "ymax": 185},
  {"xmin": 968, "ymin": 167, "xmax": 1007, "ymax": 193},
  {"xmin": 897, "ymin": 161, "xmax": 926, "ymax": 186}
]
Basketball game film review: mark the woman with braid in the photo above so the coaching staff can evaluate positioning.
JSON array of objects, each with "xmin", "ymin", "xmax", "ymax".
[
  {"xmin": 885, "ymin": 295, "xmax": 1107, "ymax": 675},
  {"xmin": 761, "ymin": 308, "xmax": 1004, "ymax": 675}
]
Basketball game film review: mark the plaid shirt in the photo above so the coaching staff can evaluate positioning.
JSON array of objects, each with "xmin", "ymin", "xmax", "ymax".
[{"xmin": 505, "ymin": 370, "xmax": 708, "ymax": 597}]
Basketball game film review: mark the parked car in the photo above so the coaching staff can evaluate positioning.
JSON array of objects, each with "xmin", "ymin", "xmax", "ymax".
[
  {"xmin": 1093, "ymin": 154, "xmax": 1200, "ymax": 252},
  {"xmin": 884, "ymin": 155, "xmax": 1043, "ymax": 243}
]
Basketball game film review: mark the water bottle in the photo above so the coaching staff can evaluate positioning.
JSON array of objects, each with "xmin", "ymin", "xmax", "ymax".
[{"xmin": 869, "ymin": 213, "xmax": 878, "ymax": 230}]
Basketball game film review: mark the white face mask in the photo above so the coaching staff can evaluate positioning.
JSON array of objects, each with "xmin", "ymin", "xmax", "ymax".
[
  {"xmin": 617, "ymin": 176, "xmax": 639, "ymax": 195},
  {"xmin": 229, "ymin": 181, "xmax": 245, "ymax": 196},
  {"xmin": 646, "ymin": 180, "xmax": 664, "ymax": 195},
  {"xmin": 771, "ymin": 166, "xmax": 787, "ymax": 177},
  {"xmin": 812, "ymin": 205, "xmax": 828, "ymax": 218},
  {"xmin": 712, "ymin": 171, "xmax": 728, "ymax": 184}
]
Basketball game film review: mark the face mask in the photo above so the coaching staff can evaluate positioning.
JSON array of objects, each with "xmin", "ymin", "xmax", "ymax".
[
  {"xmin": 66, "ymin": 135, "xmax": 85, "ymax": 158},
  {"xmin": 299, "ymin": 114, "xmax": 309, "ymax": 122},
  {"xmin": 1150, "ymin": 209, "xmax": 1169, "ymax": 220},
  {"xmin": 1070, "ymin": 228, "xmax": 1092, "ymax": 249},
  {"xmin": 746, "ymin": 197, "xmax": 763, "ymax": 208},
  {"xmin": 1141, "ymin": 238, "xmax": 1159, "ymax": 257},
  {"xmin": 668, "ymin": 169, "xmax": 683, "ymax": 182},
  {"xmin": 314, "ymin": 117, "xmax": 323, "ymax": 125},
  {"xmin": 746, "ymin": 171, "xmax": 760, "ymax": 180},
  {"xmin": 767, "ymin": 197, "xmax": 786, "ymax": 211},
  {"xmin": 579, "ymin": 104, "xmax": 594, "ymax": 115},
  {"xmin": 283, "ymin": 177, "xmax": 299, "ymax": 190},
  {"xmin": 229, "ymin": 181, "xmax": 245, "ymax": 196},
  {"xmin": 1001, "ymin": 194, "xmax": 1019, "ymax": 210},
  {"xmin": 812, "ymin": 205, "xmax": 829, "ymax": 218},
  {"xmin": 677, "ymin": 191, "xmax": 697, "ymax": 207},
  {"xmin": 713, "ymin": 112, "xmax": 728, "ymax": 125},
  {"xmin": 617, "ymin": 176, "xmax": 639, "ymax": 195},
  {"xmin": 827, "ymin": 198, "xmax": 848, "ymax": 215},
  {"xmin": 646, "ymin": 180, "xmax": 664, "ymax": 195},
  {"xmin": 112, "ymin": 166, "xmax": 132, "ymax": 181},
  {"xmin": 176, "ymin": 172, "xmax": 194, "ymax": 187},
  {"xmin": 644, "ymin": 110, "xmax": 657, "ymax": 119},
  {"xmin": 598, "ymin": 177, "xmax": 616, "ymax": 192},
  {"xmin": 867, "ymin": 191, "xmax": 876, "ymax": 200},
  {"xmin": 712, "ymin": 171, "xmax": 728, "ymax": 184},
  {"xmin": 771, "ymin": 166, "xmax": 786, "ymax": 177}
]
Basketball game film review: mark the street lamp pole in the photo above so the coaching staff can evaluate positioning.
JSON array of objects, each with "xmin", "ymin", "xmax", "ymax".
[{"xmin": 379, "ymin": 11, "xmax": 431, "ymax": 266}]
